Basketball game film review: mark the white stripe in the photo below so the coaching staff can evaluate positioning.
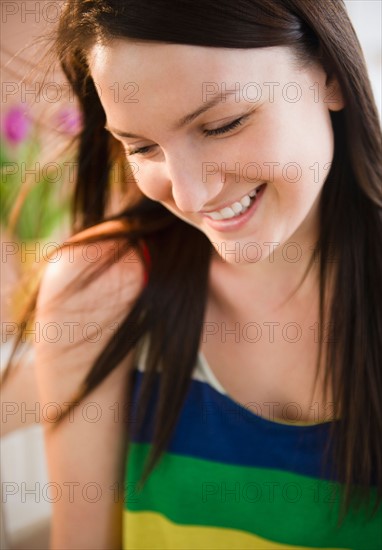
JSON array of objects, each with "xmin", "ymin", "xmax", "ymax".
[
  {"xmin": 133, "ymin": 336, "xmax": 226, "ymax": 395},
  {"xmin": 194, "ymin": 352, "xmax": 227, "ymax": 395}
]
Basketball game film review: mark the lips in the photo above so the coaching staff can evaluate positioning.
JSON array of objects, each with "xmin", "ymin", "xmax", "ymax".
[
  {"xmin": 202, "ymin": 183, "xmax": 265, "ymax": 221},
  {"xmin": 201, "ymin": 183, "xmax": 267, "ymax": 232}
]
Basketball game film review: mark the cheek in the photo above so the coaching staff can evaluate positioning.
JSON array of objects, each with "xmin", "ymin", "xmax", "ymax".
[
  {"xmin": 133, "ymin": 162, "xmax": 172, "ymax": 202},
  {"xmin": 249, "ymin": 108, "xmax": 334, "ymax": 192}
]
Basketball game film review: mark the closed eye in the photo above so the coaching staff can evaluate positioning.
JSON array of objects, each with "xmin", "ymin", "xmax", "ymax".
[
  {"xmin": 126, "ymin": 115, "xmax": 248, "ymax": 157},
  {"xmin": 203, "ymin": 116, "xmax": 247, "ymax": 136},
  {"xmin": 126, "ymin": 145, "xmax": 154, "ymax": 156}
]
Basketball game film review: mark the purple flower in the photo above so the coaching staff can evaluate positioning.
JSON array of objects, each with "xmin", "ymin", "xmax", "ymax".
[
  {"xmin": 56, "ymin": 107, "xmax": 82, "ymax": 135},
  {"xmin": 2, "ymin": 105, "xmax": 31, "ymax": 145}
]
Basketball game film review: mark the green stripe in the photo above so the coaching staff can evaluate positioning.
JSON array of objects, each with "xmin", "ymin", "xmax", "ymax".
[{"xmin": 125, "ymin": 443, "xmax": 381, "ymax": 550}]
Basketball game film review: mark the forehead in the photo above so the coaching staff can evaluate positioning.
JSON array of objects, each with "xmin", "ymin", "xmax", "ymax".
[{"xmin": 88, "ymin": 39, "xmax": 296, "ymax": 96}]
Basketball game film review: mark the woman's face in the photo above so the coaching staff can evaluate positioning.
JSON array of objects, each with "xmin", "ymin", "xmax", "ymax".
[{"xmin": 89, "ymin": 40, "xmax": 343, "ymax": 263}]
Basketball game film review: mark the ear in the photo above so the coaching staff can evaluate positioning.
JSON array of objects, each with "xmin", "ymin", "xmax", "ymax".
[{"xmin": 325, "ymin": 75, "xmax": 345, "ymax": 112}]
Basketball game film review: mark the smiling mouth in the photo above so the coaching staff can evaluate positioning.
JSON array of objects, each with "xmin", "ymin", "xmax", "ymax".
[{"xmin": 202, "ymin": 183, "xmax": 266, "ymax": 221}]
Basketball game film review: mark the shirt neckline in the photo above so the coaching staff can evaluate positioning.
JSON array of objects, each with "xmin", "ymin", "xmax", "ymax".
[{"xmin": 197, "ymin": 350, "xmax": 336, "ymax": 429}]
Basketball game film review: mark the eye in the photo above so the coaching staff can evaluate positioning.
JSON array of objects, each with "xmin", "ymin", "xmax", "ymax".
[
  {"xmin": 125, "ymin": 114, "xmax": 248, "ymax": 157},
  {"xmin": 126, "ymin": 145, "xmax": 156, "ymax": 157},
  {"xmin": 203, "ymin": 116, "xmax": 247, "ymax": 137}
]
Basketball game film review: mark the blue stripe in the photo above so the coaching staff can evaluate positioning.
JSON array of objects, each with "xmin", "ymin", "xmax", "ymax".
[{"xmin": 128, "ymin": 369, "xmax": 338, "ymax": 480}]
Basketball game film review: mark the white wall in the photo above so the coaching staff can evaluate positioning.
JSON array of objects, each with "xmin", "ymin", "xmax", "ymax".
[{"xmin": 345, "ymin": 0, "xmax": 382, "ymax": 116}]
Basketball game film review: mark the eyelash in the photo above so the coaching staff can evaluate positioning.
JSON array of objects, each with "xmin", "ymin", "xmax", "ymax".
[
  {"xmin": 126, "ymin": 116, "xmax": 246, "ymax": 157},
  {"xmin": 203, "ymin": 116, "xmax": 245, "ymax": 136},
  {"xmin": 126, "ymin": 145, "xmax": 153, "ymax": 157}
]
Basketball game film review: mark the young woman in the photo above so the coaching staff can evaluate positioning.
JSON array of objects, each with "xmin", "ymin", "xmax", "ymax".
[{"xmin": 19, "ymin": 0, "xmax": 382, "ymax": 548}]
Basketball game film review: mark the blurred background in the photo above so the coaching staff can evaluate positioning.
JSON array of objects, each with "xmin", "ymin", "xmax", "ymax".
[{"xmin": 1, "ymin": 1, "xmax": 381, "ymax": 548}]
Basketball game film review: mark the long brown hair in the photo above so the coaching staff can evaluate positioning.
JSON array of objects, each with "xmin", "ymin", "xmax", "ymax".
[{"xmin": 3, "ymin": 0, "xmax": 382, "ymax": 520}]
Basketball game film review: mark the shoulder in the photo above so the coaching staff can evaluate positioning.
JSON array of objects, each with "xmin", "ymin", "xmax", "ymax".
[
  {"xmin": 37, "ymin": 219, "xmax": 145, "ymax": 318},
  {"xmin": 34, "ymin": 219, "xmax": 146, "ymax": 381}
]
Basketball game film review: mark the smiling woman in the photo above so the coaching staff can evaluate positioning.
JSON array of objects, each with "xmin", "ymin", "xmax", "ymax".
[
  {"xmin": 89, "ymin": 42, "xmax": 340, "ymax": 254},
  {"xmin": 2, "ymin": 1, "xmax": 381, "ymax": 549}
]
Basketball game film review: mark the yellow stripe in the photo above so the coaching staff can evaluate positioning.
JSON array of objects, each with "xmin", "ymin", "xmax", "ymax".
[{"xmin": 123, "ymin": 510, "xmax": 350, "ymax": 550}]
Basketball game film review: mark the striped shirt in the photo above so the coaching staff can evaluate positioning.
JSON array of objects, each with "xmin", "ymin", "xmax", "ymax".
[{"xmin": 123, "ymin": 338, "xmax": 381, "ymax": 549}]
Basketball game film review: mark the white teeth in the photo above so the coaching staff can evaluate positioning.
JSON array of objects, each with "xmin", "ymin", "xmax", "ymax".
[
  {"xmin": 204, "ymin": 185, "xmax": 263, "ymax": 221},
  {"xmin": 231, "ymin": 202, "xmax": 244, "ymax": 214},
  {"xmin": 240, "ymin": 195, "xmax": 251, "ymax": 208},
  {"xmin": 209, "ymin": 211, "xmax": 223, "ymax": 220},
  {"xmin": 219, "ymin": 207, "xmax": 236, "ymax": 219}
]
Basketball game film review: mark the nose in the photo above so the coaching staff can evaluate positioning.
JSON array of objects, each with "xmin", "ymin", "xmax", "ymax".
[{"xmin": 164, "ymin": 150, "xmax": 224, "ymax": 213}]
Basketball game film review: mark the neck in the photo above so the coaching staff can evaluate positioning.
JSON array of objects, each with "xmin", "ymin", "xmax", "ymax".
[{"xmin": 210, "ymin": 227, "xmax": 320, "ymax": 318}]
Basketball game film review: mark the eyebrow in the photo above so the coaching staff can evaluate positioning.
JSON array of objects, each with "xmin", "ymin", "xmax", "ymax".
[{"xmin": 105, "ymin": 90, "xmax": 238, "ymax": 139}]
